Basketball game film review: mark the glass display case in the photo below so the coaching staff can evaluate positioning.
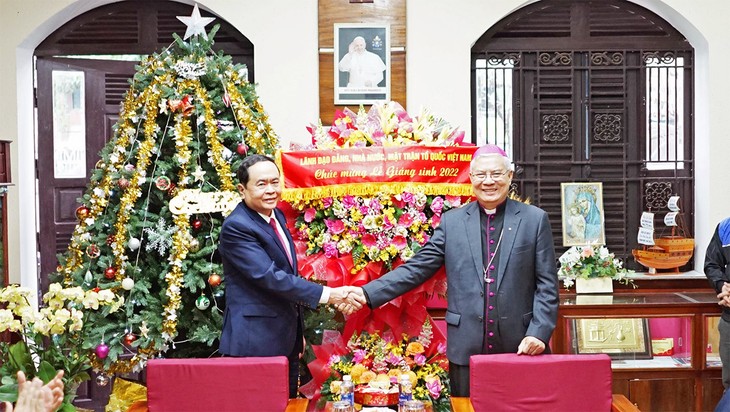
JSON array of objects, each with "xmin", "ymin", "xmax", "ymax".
[{"xmin": 555, "ymin": 291, "xmax": 723, "ymax": 411}]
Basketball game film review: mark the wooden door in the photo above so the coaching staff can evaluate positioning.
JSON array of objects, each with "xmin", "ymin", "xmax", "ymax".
[
  {"xmin": 36, "ymin": 57, "xmax": 137, "ymax": 293},
  {"xmin": 36, "ymin": 57, "xmax": 137, "ymax": 410}
]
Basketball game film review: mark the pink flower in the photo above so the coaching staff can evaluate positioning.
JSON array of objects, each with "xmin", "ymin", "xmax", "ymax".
[
  {"xmin": 369, "ymin": 199, "xmax": 383, "ymax": 212},
  {"xmin": 342, "ymin": 195, "xmax": 357, "ymax": 209},
  {"xmin": 322, "ymin": 197, "xmax": 334, "ymax": 208},
  {"xmin": 414, "ymin": 353, "xmax": 426, "ymax": 366},
  {"xmin": 445, "ymin": 195, "xmax": 461, "ymax": 208},
  {"xmin": 448, "ymin": 129, "xmax": 466, "ymax": 145},
  {"xmin": 402, "ymin": 192, "xmax": 415, "ymax": 204},
  {"xmin": 323, "ymin": 242, "xmax": 338, "ymax": 258},
  {"xmin": 431, "ymin": 214, "xmax": 442, "ymax": 227},
  {"xmin": 325, "ymin": 219, "xmax": 345, "ymax": 235},
  {"xmin": 353, "ymin": 349, "xmax": 367, "ymax": 363},
  {"xmin": 437, "ymin": 342, "xmax": 447, "ymax": 354},
  {"xmin": 386, "ymin": 352, "xmax": 402, "ymax": 365},
  {"xmin": 581, "ymin": 246, "xmax": 594, "ymax": 258},
  {"xmin": 362, "ymin": 234, "xmax": 377, "ymax": 248},
  {"xmin": 426, "ymin": 378, "xmax": 442, "ymax": 398},
  {"xmin": 304, "ymin": 208, "xmax": 317, "ymax": 223},
  {"xmin": 430, "ymin": 196, "xmax": 445, "ymax": 214},
  {"xmin": 419, "ymin": 233, "xmax": 430, "ymax": 246},
  {"xmin": 398, "ymin": 213, "xmax": 414, "ymax": 227},
  {"xmin": 327, "ymin": 354, "xmax": 341, "ymax": 367},
  {"xmin": 391, "ymin": 236, "xmax": 407, "ymax": 250}
]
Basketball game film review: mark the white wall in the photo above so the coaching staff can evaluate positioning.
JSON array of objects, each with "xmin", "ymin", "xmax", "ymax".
[{"xmin": 0, "ymin": 0, "xmax": 727, "ymax": 286}]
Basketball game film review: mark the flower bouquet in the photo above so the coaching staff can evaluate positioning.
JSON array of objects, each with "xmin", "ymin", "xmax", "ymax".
[
  {"xmin": 558, "ymin": 244, "xmax": 635, "ymax": 290},
  {"xmin": 320, "ymin": 320, "xmax": 449, "ymax": 412},
  {"xmin": 292, "ymin": 101, "xmax": 469, "ymax": 273},
  {"xmin": 0, "ymin": 283, "xmax": 125, "ymax": 410}
]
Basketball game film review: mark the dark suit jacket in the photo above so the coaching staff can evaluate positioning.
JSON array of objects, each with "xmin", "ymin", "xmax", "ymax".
[
  {"xmin": 363, "ymin": 198, "xmax": 559, "ymax": 365},
  {"xmin": 218, "ymin": 201, "xmax": 323, "ymax": 357}
]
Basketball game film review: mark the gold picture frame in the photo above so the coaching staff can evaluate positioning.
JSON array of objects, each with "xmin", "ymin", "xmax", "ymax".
[{"xmin": 572, "ymin": 318, "xmax": 652, "ymax": 359}]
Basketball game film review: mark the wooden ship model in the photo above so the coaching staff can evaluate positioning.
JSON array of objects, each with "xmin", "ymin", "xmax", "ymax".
[{"xmin": 632, "ymin": 195, "xmax": 694, "ymax": 273}]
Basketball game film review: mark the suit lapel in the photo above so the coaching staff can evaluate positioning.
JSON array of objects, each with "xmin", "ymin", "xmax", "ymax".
[
  {"xmin": 465, "ymin": 202, "xmax": 485, "ymax": 287},
  {"xmin": 241, "ymin": 203, "xmax": 295, "ymax": 270},
  {"xmin": 496, "ymin": 199, "xmax": 521, "ymax": 290}
]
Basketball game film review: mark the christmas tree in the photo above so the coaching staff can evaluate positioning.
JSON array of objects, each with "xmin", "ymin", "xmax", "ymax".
[{"xmin": 53, "ymin": 9, "xmax": 279, "ymax": 376}]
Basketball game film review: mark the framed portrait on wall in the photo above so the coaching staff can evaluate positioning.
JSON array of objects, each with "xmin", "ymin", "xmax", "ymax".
[
  {"xmin": 560, "ymin": 182, "xmax": 606, "ymax": 247},
  {"xmin": 334, "ymin": 23, "xmax": 390, "ymax": 105}
]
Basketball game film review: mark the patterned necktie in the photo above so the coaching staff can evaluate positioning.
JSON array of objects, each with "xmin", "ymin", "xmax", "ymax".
[{"xmin": 269, "ymin": 217, "xmax": 293, "ymax": 266}]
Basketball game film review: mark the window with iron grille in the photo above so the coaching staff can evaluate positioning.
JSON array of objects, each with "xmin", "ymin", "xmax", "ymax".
[{"xmin": 471, "ymin": 0, "xmax": 694, "ymax": 271}]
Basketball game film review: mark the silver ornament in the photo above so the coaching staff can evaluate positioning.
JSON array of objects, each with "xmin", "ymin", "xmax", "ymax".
[
  {"xmin": 96, "ymin": 374, "xmax": 110, "ymax": 386},
  {"xmin": 128, "ymin": 237, "xmax": 141, "ymax": 251},
  {"xmin": 121, "ymin": 277, "xmax": 135, "ymax": 290}
]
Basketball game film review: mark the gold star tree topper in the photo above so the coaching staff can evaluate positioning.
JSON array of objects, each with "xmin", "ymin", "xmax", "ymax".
[{"xmin": 177, "ymin": 3, "xmax": 215, "ymax": 40}]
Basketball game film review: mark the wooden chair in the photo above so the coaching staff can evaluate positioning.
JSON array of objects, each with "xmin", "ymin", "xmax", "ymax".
[
  {"xmin": 450, "ymin": 353, "xmax": 639, "ymax": 412},
  {"xmin": 146, "ymin": 357, "xmax": 307, "ymax": 412}
]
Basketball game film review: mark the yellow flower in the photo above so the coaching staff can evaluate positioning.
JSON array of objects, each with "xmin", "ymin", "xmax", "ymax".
[
  {"xmin": 350, "ymin": 363, "xmax": 367, "ymax": 382},
  {"xmin": 406, "ymin": 341, "xmax": 425, "ymax": 356},
  {"xmin": 330, "ymin": 380, "xmax": 342, "ymax": 394},
  {"xmin": 360, "ymin": 370, "xmax": 377, "ymax": 383}
]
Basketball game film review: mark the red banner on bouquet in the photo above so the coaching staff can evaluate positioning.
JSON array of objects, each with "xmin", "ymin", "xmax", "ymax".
[{"xmin": 277, "ymin": 145, "xmax": 477, "ymax": 202}]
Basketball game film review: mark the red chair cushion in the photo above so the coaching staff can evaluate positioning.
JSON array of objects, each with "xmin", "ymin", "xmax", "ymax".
[
  {"xmin": 470, "ymin": 353, "xmax": 612, "ymax": 412},
  {"xmin": 147, "ymin": 357, "xmax": 289, "ymax": 412}
]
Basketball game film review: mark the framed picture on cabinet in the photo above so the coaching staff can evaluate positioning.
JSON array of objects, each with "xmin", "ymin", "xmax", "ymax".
[
  {"xmin": 572, "ymin": 318, "xmax": 652, "ymax": 360},
  {"xmin": 560, "ymin": 182, "xmax": 606, "ymax": 247},
  {"xmin": 334, "ymin": 23, "xmax": 390, "ymax": 105}
]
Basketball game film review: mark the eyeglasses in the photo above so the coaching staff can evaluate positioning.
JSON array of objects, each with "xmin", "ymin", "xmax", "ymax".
[{"xmin": 470, "ymin": 170, "xmax": 509, "ymax": 183}]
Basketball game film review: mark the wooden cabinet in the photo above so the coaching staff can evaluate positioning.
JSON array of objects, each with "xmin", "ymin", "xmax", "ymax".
[{"xmin": 554, "ymin": 291, "xmax": 724, "ymax": 412}]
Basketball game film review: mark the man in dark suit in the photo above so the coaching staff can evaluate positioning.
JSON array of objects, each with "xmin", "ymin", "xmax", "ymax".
[
  {"xmin": 354, "ymin": 145, "xmax": 559, "ymax": 396},
  {"xmin": 705, "ymin": 217, "xmax": 730, "ymax": 392},
  {"xmin": 218, "ymin": 154, "xmax": 364, "ymax": 398}
]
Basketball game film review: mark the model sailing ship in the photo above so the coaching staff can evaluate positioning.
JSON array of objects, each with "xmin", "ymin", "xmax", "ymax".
[{"xmin": 632, "ymin": 195, "xmax": 694, "ymax": 273}]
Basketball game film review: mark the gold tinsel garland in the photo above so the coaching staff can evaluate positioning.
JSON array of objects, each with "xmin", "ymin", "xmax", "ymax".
[
  {"xmin": 61, "ymin": 87, "xmax": 142, "ymax": 283},
  {"xmin": 226, "ymin": 71, "xmax": 279, "ymax": 154},
  {"xmin": 194, "ymin": 82, "xmax": 235, "ymax": 191}
]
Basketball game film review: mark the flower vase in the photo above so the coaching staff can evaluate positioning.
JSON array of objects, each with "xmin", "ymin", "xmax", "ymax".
[{"xmin": 575, "ymin": 277, "xmax": 613, "ymax": 294}]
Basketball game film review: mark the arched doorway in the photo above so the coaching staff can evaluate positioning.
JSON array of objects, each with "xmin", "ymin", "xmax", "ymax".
[
  {"xmin": 471, "ymin": 0, "xmax": 695, "ymax": 271},
  {"xmin": 33, "ymin": 1, "xmax": 253, "ymax": 409}
]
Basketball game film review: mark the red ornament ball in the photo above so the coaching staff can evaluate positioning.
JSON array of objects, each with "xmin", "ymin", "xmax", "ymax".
[
  {"xmin": 117, "ymin": 178, "xmax": 130, "ymax": 189},
  {"xmin": 123, "ymin": 333, "xmax": 137, "ymax": 345},
  {"xmin": 237, "ymin": 143, "xmax": 248, "ymax": 156},
  {"xmin": 208, "ymin": 273, "xmax": 222, "ymax": 287},
  {"xmin": 104, "ymin": 267, "xmax": 117, "ymax": 279},
  {"xmin": 75, "ymin": 206, "xmax": 90, "ymax": 220},
  {"xmin": 192, "ymin": 219, "xmax": 203, "ymax": 230},
  {"xmin": 93, "ymin": 287, "xmax": 101, "ymax": 293}
]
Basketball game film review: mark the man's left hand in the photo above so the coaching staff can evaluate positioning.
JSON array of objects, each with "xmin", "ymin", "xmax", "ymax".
[{"xmin": 516, "ymin": 336, "xmax": 545, "ymax": 356}]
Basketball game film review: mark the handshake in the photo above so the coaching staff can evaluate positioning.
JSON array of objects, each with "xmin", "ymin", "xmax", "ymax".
[{"xmin": 327, "ymin": 286, "xmax": 366, "ymax": 315}]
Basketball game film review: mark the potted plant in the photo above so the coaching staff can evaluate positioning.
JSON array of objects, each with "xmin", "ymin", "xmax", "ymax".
[
  {"xmin": 0, "ymin": 283, "xmax": 125, "ymax": 411},
  {"xmin": 557, "ymin": 245, "xmax": 635, "ymax": 293}
]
